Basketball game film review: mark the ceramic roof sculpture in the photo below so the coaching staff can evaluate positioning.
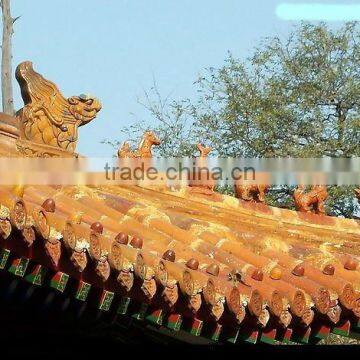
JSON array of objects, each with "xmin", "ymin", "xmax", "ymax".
[{"xmin": 0, "ymin": 62, "xmax": 359, "ymax": 345}]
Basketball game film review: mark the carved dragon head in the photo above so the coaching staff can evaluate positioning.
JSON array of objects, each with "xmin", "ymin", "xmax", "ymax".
[
  {"xmin": 15, "ymin": 61, "xmax": 102, "ymax": 154},
  {"xmin": 67, "ymin": 94, "xmax": 102, "ymax": 125}
]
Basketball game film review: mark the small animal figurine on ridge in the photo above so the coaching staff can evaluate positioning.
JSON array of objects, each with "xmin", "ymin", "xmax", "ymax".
[
  {"xmin": 234, "ymin": 170, "xmax": 270, "ymax": 203},
  {"xmin": 234, "ymin": 183, "xmax": 269, "ymax": 203},
  {"xmin": 293, "ymin": 185, "xmax": 328, "ymax": 215},
  {"xmin": 197, "ymin": 143, "xmax": 211, "ymax": 158},
  {"xmin": 188, "ymin": 143, "xmax": 214, "ymax": 193},
  {"xmin": 117, "ymin": 130, "xmax": 161, "ymax": 158}
]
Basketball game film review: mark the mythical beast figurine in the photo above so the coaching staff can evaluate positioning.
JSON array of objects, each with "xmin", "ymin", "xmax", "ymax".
[
  {"xmin": 234, "ymin": 183, "xmax": 269, "ymax": 203},
  {"xmin": 197, "ymin": 143, "xmax": 211, "ymax": 158},
  {"xmin": 188, "ymin": 143, "xmax": 215, "ymax": 194},
  {"xmin": 293, "ymin": 185, "xmax": 328, "ymax": 215},
  {"xmin": 0, "ymin": 61, "xmax": 102, "ymax": 157},
  {"xmin": 117, "ymin": 131, "xmax": 160, "ymax": 158},
  {"xmin": 234, "ymin": 171, "xmax": 270, "ymax": 203}
]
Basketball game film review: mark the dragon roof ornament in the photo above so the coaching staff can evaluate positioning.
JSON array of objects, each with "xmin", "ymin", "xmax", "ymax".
[{"xmin": 0, "ymin": 61, "xmax": 102, "ymax": 157}]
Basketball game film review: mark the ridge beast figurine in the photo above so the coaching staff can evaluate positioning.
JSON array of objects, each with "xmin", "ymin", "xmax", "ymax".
[
  {"xmin": 188, "ymin": 143, "xmax": 215, "ymax": 194},
  {"xmin": 234, "ymin": 171, "xmax": 270, "ymax": 203},
  {"xmin": 293, "ymin": 185, "xmax": 328, "ymax": 215},
  {"xmin": 234, "ymin": 183, "xmax": 269, "ymax": 203},
  {"xmin": 197, "ymin": 143, "xmax": 211, "ymax": 158},
  {"xmin": 117, "ymin": 130, "xmax": 160, "ymax": 158}
]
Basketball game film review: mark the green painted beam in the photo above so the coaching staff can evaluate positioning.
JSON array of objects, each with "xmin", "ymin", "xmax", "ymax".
[
  {"xmin": 238, "ymin": 329, "xmax": 259, "ymax": 344},
  {"xmin": 117, "ymin": 297, "xmax": 131, "ymax": 315},
  {"xmin": 225, "ymin": 327, "xmax": 240, "ymax": 344},
  {"xmin": 207, "ymin": 323, "xmax": 222, "ymax": 342},
  {"xmin": 165, "ymin": 313, "xmax": 182, "ymax": 332},
  {"xmin": 311, "ymin": 324, "xmax": 330, "ymax": 340},
  {"xmin": 291, "ymin": 327, "xmax": 311, "ymax": 344},
  {"xmin": 131, "ymin": 302, "xmax": 149, "ymax": 321},
  {"xmin": 184, "ymin": 318, "xmax": 203, "ymax": 337},
  {"xmin": 25, "ymin": 264, "xmax": 47, "ymax": 286},
  {"xmin": 279, "ymin": 328, "xmax": 297, "ymax": 345},
  {"xmin": 8, "ymin": 257, "xmax": 29, "ymax": 277},
  {"xmin": 260, "ymin": 328, "xmax": 277, "ymax": 345},
  {"xmin": 98, "ymin": 290, "xmax": 115, "ymax": 311},
  {"xmin": 146, "ymin": 308, "xmax": 164, "ymax": 326},
  {"xmin": 49, "ymin": 271, "xmax": 69, "ymax": 293},
  {"xmin": 332, "ymin": 320, "xmax": 351, "ymax": 337},
  {"xmin": 74, "ymin": 280, "xmax": 91, "ymax": 302},
  {"xmin": 0, "ymin": 248, "xmax": 10, "ymax": 269}
]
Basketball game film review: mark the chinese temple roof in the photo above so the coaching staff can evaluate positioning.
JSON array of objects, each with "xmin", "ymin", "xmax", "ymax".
[{"xmin": 0, "ymin": 62, "xmax": 359, "ymax": 345}]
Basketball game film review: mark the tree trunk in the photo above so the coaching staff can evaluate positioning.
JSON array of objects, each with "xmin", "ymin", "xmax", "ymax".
[{"xmin": 1, "ymin": 0, "xmax": 14, "ymax": 116}]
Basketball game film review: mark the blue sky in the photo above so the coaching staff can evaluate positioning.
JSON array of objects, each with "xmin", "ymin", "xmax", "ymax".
[{"xmin": 8, "ymin": 0, "xmax": 358, "ymax": 156}]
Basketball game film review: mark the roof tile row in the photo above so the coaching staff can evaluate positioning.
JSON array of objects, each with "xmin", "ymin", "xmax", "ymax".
[{"xmin": 0, "ymin": 184, "xmax": 359, "ymax": 343}]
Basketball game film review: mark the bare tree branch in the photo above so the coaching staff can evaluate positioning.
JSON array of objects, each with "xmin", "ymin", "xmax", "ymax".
[{"xmin": 12, "ymin": 15, "xmax": 21, "ymax": 24}]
